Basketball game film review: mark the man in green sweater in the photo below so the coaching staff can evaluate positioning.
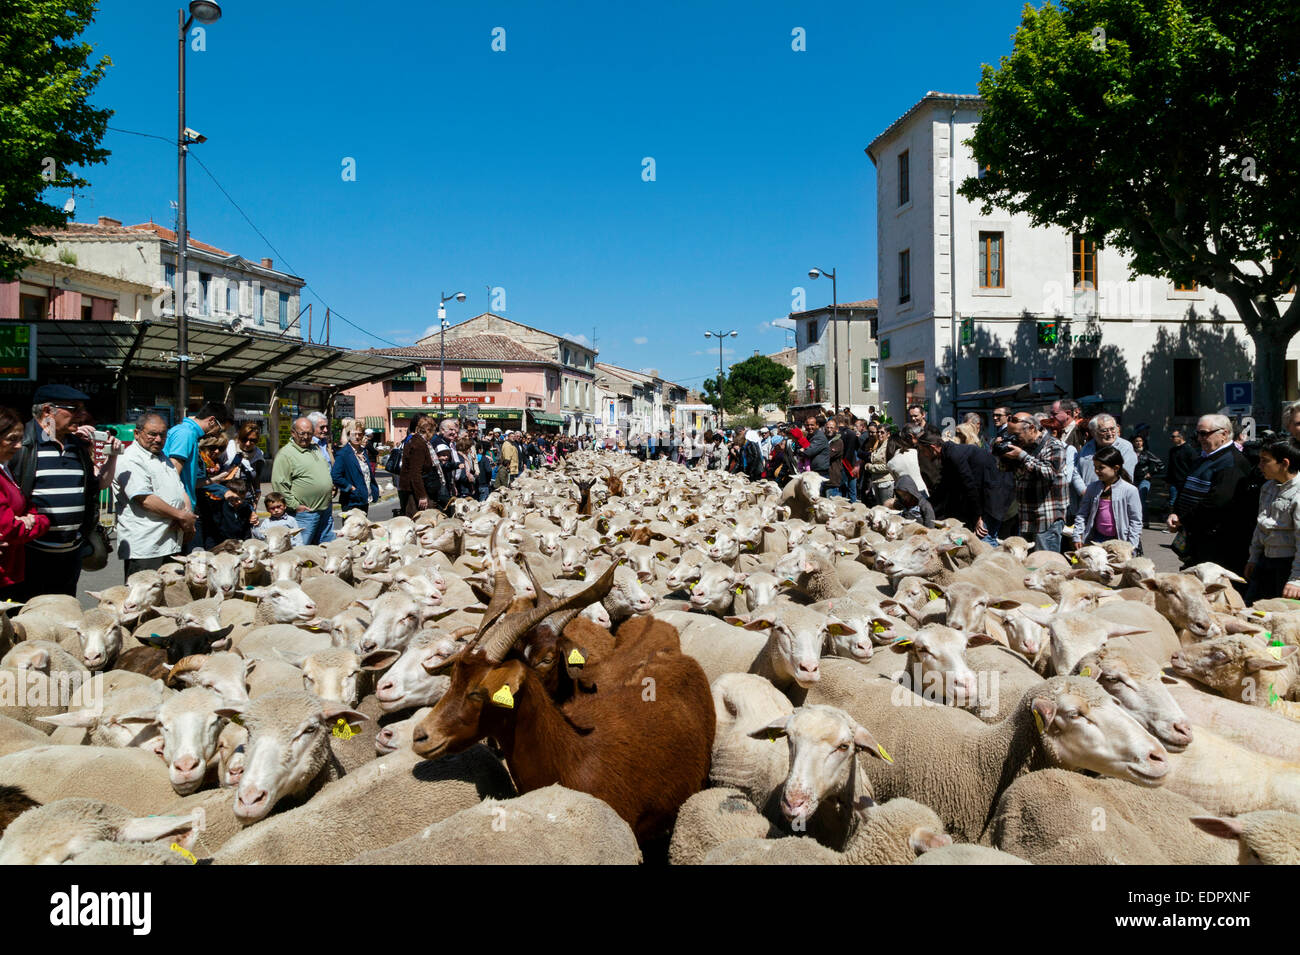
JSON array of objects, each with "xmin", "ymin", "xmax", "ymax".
[{"xmin": 272, "ymin": 416, "xmax": 335, "ymax": 543}]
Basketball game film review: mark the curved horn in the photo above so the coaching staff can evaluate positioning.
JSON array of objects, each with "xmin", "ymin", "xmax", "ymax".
[
  {"xmin": 478, "ymin": 563, "xmax": 617, "ymax": 663},
  {"xmin": 164, "ymin": 654, "xmax": 207, "ymax": 688},
  {"xmin": 476, "ymin": 521, "xmax": 515, "ymax": 636}
]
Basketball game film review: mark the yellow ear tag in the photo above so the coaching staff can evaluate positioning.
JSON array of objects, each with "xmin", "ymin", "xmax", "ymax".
[
  {"xmin": 1068, "ymin": 554, "xmax": 1078, "ymax": 564},
  {"xmin": 871, "ymin": 622, "xmax": 886, "ymax": 634},
  {"xmin": 169, "ymin": 843, "xmax": 197, "ymax": 864},
  {"xmin": 1254, "ymin": 610, "xmax": 1268, "ymax": 617},
  {"xmin": 491, "ymin": 684, "xmax": 515, "ymax": 708},
  {"xmin": 1080, "ymin": 666, "xmax": 1092, "ymax": 677},
  {"xmin": 1039, "ymin": 604, "xmax": 1053, "ymax": 610},
  {"xmin": 876, "ymin": 744, "xmax": 893, "ymax": 764},
  {"xmin": 893, "ymin": 638, "xmax": 913, "ymax": 647},
  {"xmin": 332, "ymin": 718, "xmax": 358, "ymax": 740},
  {"xmin": 735, "ymin": 586, "xmax": 744, "ymax": 595},
  {"xmin": 926, "ymin": 588, "xmax": 941, "ymax": 601},
  {"xmin": 1269, "ymin": 645, "xmax": 1285, "ymax": 661},
  {"xmin": 566, "ymin": 648, "xmax": 586, "ymax": 666},
  {"xmin": 577, "ymin": 568, "xmax": 586, "ymax": 579},
  {"xmin": 1033, "ymin": 709, "xmax": 1045, "ymax": 733}
]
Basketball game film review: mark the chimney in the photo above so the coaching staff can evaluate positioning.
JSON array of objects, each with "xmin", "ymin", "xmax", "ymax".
[
  {"xmin": 97, "ymin": 216, "xmax": 121, "ymax": 227},
  {"xmin": 260, "ymin": 257, "xmax": 273, "ymax": 269}
]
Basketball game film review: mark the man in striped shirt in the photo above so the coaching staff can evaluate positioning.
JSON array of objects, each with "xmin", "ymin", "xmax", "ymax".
[{"xmin": 10, "ymin": 385, "xmax": 119, "ymax": 598}]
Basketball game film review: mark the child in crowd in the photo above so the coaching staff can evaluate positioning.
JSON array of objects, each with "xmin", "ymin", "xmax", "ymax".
[
  {"xmin": 891, "ymin": 474, "xmax": 934, "ymax": 529},
  {"xmin": 251, "ymin": 491, "xmax": 300, "ymax": 540},
  {"xmin": 1073, "ymin": 445, "xmax": 1143, "ymax": 552},
  {"xmin": 1245, "ymin": 437, "xmax": 1300, "ymax": 602}
]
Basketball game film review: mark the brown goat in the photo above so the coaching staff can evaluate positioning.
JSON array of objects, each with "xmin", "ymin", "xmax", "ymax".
[
  {"xmin": 573, "ymin": 478, "xmax": 597, "ymax": 517},
  {"xmin": 0, "ymin": 785, "xmax": 38, "ymax": 837},
  {"xmin": 602, "ymin": 465, "xmax": 625, "ymax": 498},
  {"xmin": 412, "ymin": 566, "xmax": 715, "ymax": 840}
]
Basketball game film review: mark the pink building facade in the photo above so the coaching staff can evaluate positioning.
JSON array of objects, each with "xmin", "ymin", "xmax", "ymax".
[{"xmin": 347, "ymin": 334, "xmax": 566, "ymax": 439}]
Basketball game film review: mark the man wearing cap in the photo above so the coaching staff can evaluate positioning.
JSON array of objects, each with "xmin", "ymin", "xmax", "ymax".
[{"xmin": 11, "ymin": 384, "xmax": 120, "ymax": 597}]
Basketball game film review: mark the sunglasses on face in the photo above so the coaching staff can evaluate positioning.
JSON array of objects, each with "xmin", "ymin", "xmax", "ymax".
[{"xmin": 1196, "ymin": 428, "xmax": 1223, "ymax": 437}]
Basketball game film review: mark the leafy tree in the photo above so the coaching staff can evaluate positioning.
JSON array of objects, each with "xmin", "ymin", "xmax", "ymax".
[
  {"xmin": 0, "ymin": 0, "xmax": 113, "ymax": 280},
  {"xmin": 701, "ymin": 374, "xmax": 731, "ymax": 414},
  {"xmin": 722, "ymin": 354, "xmax": 795, "ymax": 415},
  {"xmin": 960, "ymin": 0, "xmax": 1300, "ymax": 425}
]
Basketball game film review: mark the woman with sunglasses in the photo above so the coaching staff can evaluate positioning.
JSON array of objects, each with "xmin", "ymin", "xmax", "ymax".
[{"xmin": 0, "ymin": 406, "xmax": 49, "ymax": 599}]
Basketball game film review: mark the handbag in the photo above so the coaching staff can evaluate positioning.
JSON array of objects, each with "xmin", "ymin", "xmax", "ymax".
[
  {"xmin": 1170, "ymin": 528, "xmax": 1189, "ymax": 559},
  {"xmin": 80, "ymin": 523, "xmax": 110, "ymax": 571}
]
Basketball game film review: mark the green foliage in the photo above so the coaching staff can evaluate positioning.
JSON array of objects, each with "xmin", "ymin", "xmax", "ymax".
[
  {"xmin": 959, "ymin": 0, "xmax": 1300, "ymax": 421},
  {"xmin": 56, "ymin": 246, "xmax": 76, "ymax": 265},
  {"xmin": 722, "ymin": 354, "xmax": 795, "ymax": 415},
  {"xmin": 724, "ymin": 412, "xmax": 766, "ymax": 431},
  {"xmin": 0, "ymin": 0, "xmax": 113, "ymax": 280}
]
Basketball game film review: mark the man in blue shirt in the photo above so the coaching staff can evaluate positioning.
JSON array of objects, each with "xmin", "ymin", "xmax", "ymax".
[{"xmin": 163, "ymin": 402, "xmax": 232, "ymax": 549}]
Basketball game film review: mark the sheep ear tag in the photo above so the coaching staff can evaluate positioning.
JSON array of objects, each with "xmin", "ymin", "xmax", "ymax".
[
  {"xmin": 332, "ymin": 718, "xmax": 359, "ymax": 740},
  {"xmin": 926, "ymin": 588, "xmax": 941, "ymax": 601},
  {"xmin": 490, "ymin": 684, "xmax": 515, "ymax": 709},
  {"xmin": 1080, "ymin": 666, "xmax": 1092, "ymax": 677},
  {"xmin": 1032, "ymin": 709, "xmax": 1045, "ymax": 733},
  {"xmin": 566, "ymin": 647, "xmax": 586, "ymax": 667},
  {"xmin": 875, "ymin": 744, "xmax": 893, "ymax": 764},
  {"xmin": 169, "ymin": 843, "xmax": 197, "ymax": 865}
]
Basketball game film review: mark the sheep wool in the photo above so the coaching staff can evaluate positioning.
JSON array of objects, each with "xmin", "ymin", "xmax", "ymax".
[{"xmin": 669, "ymin": 787, "xmax": 774, "ymax": 865}]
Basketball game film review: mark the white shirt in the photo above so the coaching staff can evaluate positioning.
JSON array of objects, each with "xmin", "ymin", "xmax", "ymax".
[{"xmin": 114, "ymin": 441, "xmax": 189, "ymax": 559}]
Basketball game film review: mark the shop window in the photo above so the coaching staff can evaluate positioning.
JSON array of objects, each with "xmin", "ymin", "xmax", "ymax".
[{"xmin": 1173, "ymin": 359, "xmax": 1198, "ymax": 417}]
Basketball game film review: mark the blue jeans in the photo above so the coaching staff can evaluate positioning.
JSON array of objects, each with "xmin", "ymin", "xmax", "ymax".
[
  {"xmin": 1033, "ymin": 519, "xmax": 1065, "ymax": 555},
  {"xmin": 1138, "ymin": 480, "xmax": 1150, "ymax": 524},
  {"xmin": 840, "ymin": 470, "xmax": 858, "ymax": 504},
  {"xmin": 1167, "ymin": 484, "xmax": 1178, "ymax": 509},
  {"xmin": 294, "ymin": 508, "xmax": 336, "ymax": 545},
  {"xmin": 827, "ymin": 486, "xmax": 842, "ymax": 498}
]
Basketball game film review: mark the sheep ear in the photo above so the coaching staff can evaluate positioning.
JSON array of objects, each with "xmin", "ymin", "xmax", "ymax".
[
  {"xmin": 1247, "ymin": 647, "xmax": 1296, "ymax": 671},
  {"xmin": 319, "ymin": 701, "xmax": 368, "ymax": 724},
  {"xmin": 84, "ymin": 590, "xmax": 103, "ymax": 601},
  {"xmin": 1139, "ymin": 578, "xmax": 1161, "ymax": 592},
  {"xmin": 118, "ymin": 813, "xmax": 199, "ymax": 845},
  {"xmin": 360, "ymin": 649, "xmax": 400, "ymax": 671},
  {"xmin": 289, "ymin": 528, "xmax": 304, "ymax": 539},
  {"xmin": 1160, "ymin": 673, "xmax": 1180, "ymax": 685},
  {"xmin": 748, "ymin": 715, "xmax": 790, "ymax": 741},
  {"xmin": 966, "ymin": 632, "xmax": 999, "ymax": 648},
  {"xmin": 1030, "ymin": 697, "xmax": 1056, "ymax": 732},
  {"xmin": 215, "ymin": 702, "xmax": 247, "ymax": 721},
  {"xmin": 114, "ymin": 707, "xmax": 161, "ymax": 726},
  {"xmin": 1102, "ymin": 622, "xmax": 1149, "ymax": 638},
  {"xmin": 151, "ymin": 606, "xmax": 183, "ymax": 620},
  {"xmin": 273, "ymin": 647, "xmax": 307, "ymax": 667},
  {"xmin": 1189, "ymin": 815, "xmax": 1243, "ymax": 840},
  {"xmin": 37, "ymin": 711, "xmax": 102, "ymax": 729},
  {"xmin": 742, "ymin": 617, "xmax": 776, "ymax": 632},
  {"xmin": 826, "ymin": 620, "xmax": 857, "ymax": 637},
  {"xmin": 852, "ymin": 722, "xmax": 892, "ymax": 762}
]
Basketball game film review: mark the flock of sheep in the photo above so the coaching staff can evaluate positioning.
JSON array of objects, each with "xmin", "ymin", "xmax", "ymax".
[{"xmin": 0, "ymin": 451, "xmax": 1297, "ymax": 865}]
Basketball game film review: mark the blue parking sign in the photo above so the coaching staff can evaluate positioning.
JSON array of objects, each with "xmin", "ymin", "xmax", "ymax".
[{"xmin": 1223, "ymin": 381, "xmax": 1252, "ymax": 407}]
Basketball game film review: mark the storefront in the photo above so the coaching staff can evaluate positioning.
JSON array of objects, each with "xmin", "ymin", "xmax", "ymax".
[{"xmin": 528, "ymin": 410, "xmax": 564, "ymax": 433}]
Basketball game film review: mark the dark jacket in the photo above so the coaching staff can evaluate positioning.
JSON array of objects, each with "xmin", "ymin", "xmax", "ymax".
[
  {"xmin": 11, "ymin": 417, "xmax": 99, "ymax": 549},
  {"xmin": 399, "ymin": 435, "xmax": 437, "ymax": 499},
  {"xmin": 803, "ymin": 428, "xmax": 830, "ymax": 473},
  {"xmin": 1173, "ymin": 443, "xmax": 1255, "ymax": 572},
  {"xmin": 894, "ymin": 474, "xmax": 935, "ymax": 528},
  {"xmin": 934, "ymin": 442, "xmax": 1012, "ymax": 529},
  {"xmin": 827, "ymin": 434, "xmax": 844, "ymax": 485},
  {"xmin": 1166, "ymin": 441, "xmax": 1200, "ymax": 492},
  {"xmin": 332, "ymin": 444, "xmax": 379, "ymax": 511}
]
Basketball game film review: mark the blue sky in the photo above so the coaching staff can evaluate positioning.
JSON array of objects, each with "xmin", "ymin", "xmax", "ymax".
[{"xmin": 74, "ymin": 0, "xmax": 1025, "ymax": 386}]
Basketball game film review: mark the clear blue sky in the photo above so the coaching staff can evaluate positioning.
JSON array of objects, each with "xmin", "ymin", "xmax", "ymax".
[{"xmin": 75, "ymin": 0, "xmax": 1025, "ymax": 386}]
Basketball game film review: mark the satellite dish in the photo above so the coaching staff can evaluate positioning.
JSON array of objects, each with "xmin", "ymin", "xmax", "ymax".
[{"xmin": 63, "ymin": 197, "xmax": 76, "ymax": 214}]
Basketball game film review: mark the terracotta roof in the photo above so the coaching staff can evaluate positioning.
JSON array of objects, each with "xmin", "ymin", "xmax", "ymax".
[
  {"xmin": 789, "ymin": 298, "xmax": 878, "ymax": 319},
  {"xmin": 366, "ymin": 334, "xmax": 555, "ymax": 364},
  {"xmin": 32, "ymin": 220, "xmax": 233, "ymax": 257},
  {"xmin": 128, "ymin": 222, "xmax": 231, "ymax": 257}
]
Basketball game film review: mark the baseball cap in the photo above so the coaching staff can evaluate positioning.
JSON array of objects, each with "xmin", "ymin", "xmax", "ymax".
[{"xmin": 33, "ymin": 384, "xmax": 90, "ymax": 404}]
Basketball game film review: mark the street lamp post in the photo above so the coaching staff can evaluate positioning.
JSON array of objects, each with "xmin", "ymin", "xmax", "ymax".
[
  {"xmin": 704, "ymin": 328, "xmax": 737, "ymax": 429},
  {"xmin": 175, "ymin": 1, "xmax": 222, "ymax": 416},
  {"xmin": 808, "ymin": 267, "xmax": 838, "ymax": 412},
  {"xmin": 438, "ymin": 290, "xmax": 467, "ymax": 414}
]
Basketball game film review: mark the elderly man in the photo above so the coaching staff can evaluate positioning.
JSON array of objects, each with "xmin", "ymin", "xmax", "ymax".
[
  {"xmin": 1284, "ymin": 402, "xmax": 1300, "ymax": 444},
  {"xmin": 1167, "ymin": 413, "xmax": 1254, "ymax": 573},
  {"xmin": 10, "ymin": 384, "xmax": 120, "ymax": 597},
  {"xmin": 307, "ymin": 411, "xmax": 333, "ymax": 466},
  {"xmin": 1000, "ymin": 412, "xmax": 1069, "ymax": 553},
  {"xmin": 1073, "ymin": 414, "xmax": 1138, "ymax": 492},
  {"xmin": 272, "ymin": 416, "xmax": 336, "ymax": 544},
  {"xmin": 114, "ymin": 412, "xmax": 194, "ymax": 578}
]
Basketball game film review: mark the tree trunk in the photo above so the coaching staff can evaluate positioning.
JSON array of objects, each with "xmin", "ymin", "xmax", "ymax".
[{"xmin": 1251, "ymin": 325, "xmax": 1289, "ymax": 431}]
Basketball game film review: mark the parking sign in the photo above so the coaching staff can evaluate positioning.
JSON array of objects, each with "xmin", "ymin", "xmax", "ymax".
[{"xmin": 1224, "ymin": 381, "xmax": 1252, "ymax": 414}]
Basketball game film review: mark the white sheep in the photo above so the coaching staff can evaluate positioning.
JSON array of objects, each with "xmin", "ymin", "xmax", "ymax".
[{"xmin": 0, "ymin": 797, "xmax": 202, "ymax": 865}]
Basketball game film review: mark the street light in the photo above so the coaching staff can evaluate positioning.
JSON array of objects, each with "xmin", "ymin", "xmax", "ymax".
[
  {"xmin": 704, "ymin": 328, "xmax": 737, "ymax": 428},
  {"xmin": 438, "ymin": 290, "xmax": 468, "ymax": 413},
  {"xmin": 175, "ymin": 0, "xmax": 221, "ymax": 416},
  {"xmin": 808, "ymin": 267, "xmax": 839, "ymax": 412}
]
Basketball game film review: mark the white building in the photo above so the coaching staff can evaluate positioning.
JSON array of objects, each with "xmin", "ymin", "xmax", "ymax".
[
  {"xmin": 594, "ymin": 363, "xmax": 692, "ymax": 438},
  {"xmin": 865, "ymin": 92, "xmax": 1294, "ymax": 442},
  {"xmin": 788, "ymin": 300, "xmax": 879, "ymax": 420}
]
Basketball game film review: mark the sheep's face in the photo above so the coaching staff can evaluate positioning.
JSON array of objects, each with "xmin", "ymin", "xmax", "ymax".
[
  {"xmin": 1029, "ymin": 678, "xmax": 1169, "ymax": 786},
  {"xmin": 1141, "ymin": 574, "xmax": 1223, "ymax": 640},
  {"xmin": 206, "ymin": 553, "xmax": 244, "ymax": 598},
  {"xmin": 223, "ymin": 692, "xmax": 364, "ymax": 824},
  {"xmin": 1168, "ymin": 637, "xmax": 1294, "ymax": 697},
  {"xmin": 751, "ymin": 706, "xmax": 883, "ymax": 829},
  {"xmin": 741, "ymin": 574, "xmax": 781, "ymax": 612},
  {"xmin": 75, "ymin": 620, "xmax": 124, "ymax": 671},
  {"xmin": 357, "ymin": 592, "xmax": 431, "ymax": 655},
  {"xmin": 939, "ymin": 582, "xmax": 991, "ymax": 635},
  {"xmin": 217, "ymin": 721, "xmax": 248, "ymax": 787},
  {"xmin": 738, "ymin": 614, "xmax": 825, "ymax": 687},
  {"xmin": 1075, "ymin": 648, "xmax": 1192, "ymax": 752},
  {"xmin": 122, "ymin": 573, "xmax": 166, "ymax": 620},
  {"xmin": 891, "ymin": 625, "xmax": 993, "ymax": 709},
  {"xmin": 157, "ymin": 689, "xmax": 225, "ymax": 796},
  {"xmin": 0, "ymin": 801, "xmax": 197, "ymax": 865},
  {"xmin": 1023, "ymin": 564, "xmax": 1069, "ymax": 594},
  {"xmin": 374, "ymin": 632, "xmax": 457, "ymax": 712},
  {"xmin": 248, "ymin": 583, "xmax": 316, "ymax": 625},
  {"xmin": 239, "ymin": 539, "xmax": 270, "ymax": 573},
  {"xmin": 375, "ymin": 707, "xmax": 432, "ymax": 755}
]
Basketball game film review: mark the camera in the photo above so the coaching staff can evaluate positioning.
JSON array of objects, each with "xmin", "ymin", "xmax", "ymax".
[{"xmin": 991, "ymin": 436, "xmax": 1016, "ymax": 457}]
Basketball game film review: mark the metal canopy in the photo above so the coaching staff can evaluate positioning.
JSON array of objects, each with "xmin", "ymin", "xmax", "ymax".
[{"xmin": 10, "ymin": 319, "xmax": 420, "ymax": 393}]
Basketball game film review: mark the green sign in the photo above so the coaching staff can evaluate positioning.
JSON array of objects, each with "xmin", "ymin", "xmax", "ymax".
[
  {"xmin": 960, "ymin": 317, "xmax": 973, "ymax": 344},
  {"xmin": 0, "ymin": 325, "xmax": 36, "ymax": 381},
  {"xmin": 1037, "ymin": 321, "xmax": 1059, "ymax": 348},
  {"xmin": 880, "ymin": 338, "xmax": 890, "ymax": 360}
]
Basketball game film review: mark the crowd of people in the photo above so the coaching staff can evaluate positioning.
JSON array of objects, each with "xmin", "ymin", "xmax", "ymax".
[{"xmin": 4, "ymin": 381, "xmax": 1300, "ymax": 604}]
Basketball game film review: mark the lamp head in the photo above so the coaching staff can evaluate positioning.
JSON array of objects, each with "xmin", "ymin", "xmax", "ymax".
[
  {"xmin": 729, "ymin": 330, "xmax": 738, "ymax": 337},
  {"xmin": 454, "ymin": 292, "xmax": 466, "ymax": 303},
  {"xmin": 188, "ymin": 0, "xmax": 222, "ymax": 24},
  {"xmin": 808, "ymin": 269, "xmax": 821, "ymax": 280},
  {"xmin": 704, "ymin": 331, "xmax": 712, "ymax": 338}
]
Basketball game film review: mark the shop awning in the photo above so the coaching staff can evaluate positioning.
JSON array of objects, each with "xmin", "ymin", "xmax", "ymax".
[
  {"xmin": 529, "ymin": 410, "xmax": 564, "ymax": 426},
  {"xmin": 393, "ymin": 369, "xmax": 427, "ymax": 382},
  {"xmin": 11, "ymin": 318, "xmax": 421, "ymax": 393},
  {"xmin": 477, "ymin": 408, "xmax": 522, "ymax": 420},
  {"xmin": 364, "ymin": 416, "xmax": 385, "ymax": 430},
  {"xmin": 461, "ymin": 367, "xmax": 502, "ymax": 383}
]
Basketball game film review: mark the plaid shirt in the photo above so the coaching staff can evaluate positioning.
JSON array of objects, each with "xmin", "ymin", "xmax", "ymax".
[{"xmin": 1013, "ymin": 432, "xmax": 1068, "ymax": 535}]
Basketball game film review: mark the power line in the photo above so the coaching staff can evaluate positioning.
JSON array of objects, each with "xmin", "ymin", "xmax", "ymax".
[{"xmin": 106, "ymin": 124, "xmax": 403, "ymax": 350}]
